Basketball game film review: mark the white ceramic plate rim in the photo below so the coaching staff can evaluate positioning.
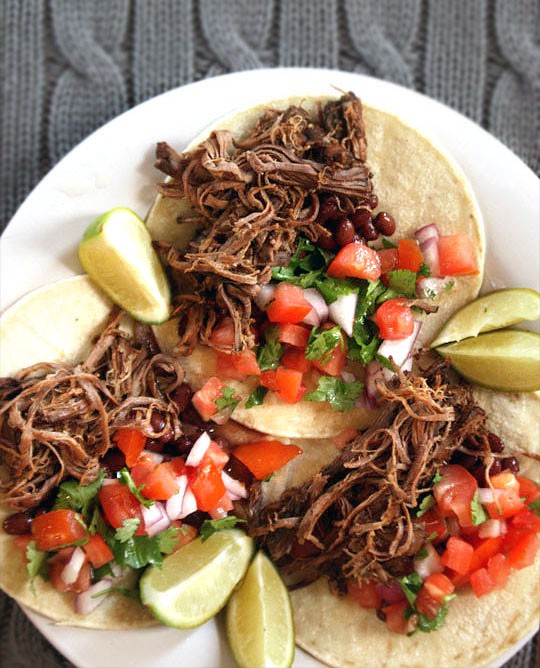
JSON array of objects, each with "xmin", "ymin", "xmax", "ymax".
[{"xmin": 1, "ymin": 67, "xmax": 539, "ymax": 668}]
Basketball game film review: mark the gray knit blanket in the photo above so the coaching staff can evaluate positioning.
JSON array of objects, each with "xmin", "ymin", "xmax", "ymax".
[{"xmin": 0, "ymin": 1, "xmax": 538, "ymax": 667}]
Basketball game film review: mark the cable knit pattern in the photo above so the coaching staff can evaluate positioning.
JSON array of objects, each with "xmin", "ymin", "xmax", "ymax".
[{"xmin": 0, "ymin": 2, "xmax": 538, "ymax": 667}]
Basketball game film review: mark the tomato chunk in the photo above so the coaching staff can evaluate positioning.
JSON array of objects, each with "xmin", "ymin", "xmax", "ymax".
[
  {"xmin": 423, "ymin": 573, "xmax": 455, "ymax": 603},
  {"xmin": 415, "ymin": 587, "xmax": 440, "ymax": 620},
  {"xmin": 506, "ymin": 531, "xmax": 540, "ymax": 570},
  {"xmin": 114, "ymin": 428, "xmax": 146, "ymax": 467},
  {"xmin": 517, "ymin": 477, "xmax": 540, "ymax": 504},
  {"xmin": 469, "ymin": 536, "xmax": 504, "ymax": 572},
  {"xmin": 281, "ymin": 347, "xmax": 312, "ymax": 373},
  {"xmin": 383, "ymin": 601, "xmax": 417, "ymax": 634},
  {"xmin": 188, "ymin": 462, "xmax": 226, "ymax": 512},
  {"xmin": 487, "ymin": 553, "xmax": 510, "ymax": 589},
  {"xmin": 259, "ymin": 369, "xmax": 279, "ymax": 391},
  {"xmin": 83, "ymin": 534, "xmax": 114, "ymax": 568},
  {"xmin": 347, "ymin": 581, "xmax": 382, "ymax": 609},
  {"xmin": 433, "ymin": 465, "xmax": 478, "ymax": 528},
  {"xmin": 375, "ymin": 299, "xmax": 415, "ymax": 340},
  {"xmin": 142, "ymin": 462, "xmax": 179, "ymax": 500},
  {"xmin": 266, "ymin": 283, "xmax": 312, "ymax": 324},
  {"xmin": 378, "ymin": 248, "xmax": 398, "ymax": 274},
  {"xmin": 275, "ymin": 366, "xmax": 306, "ymax": 404},
  {"xmin": 231, "ymin": 349, "xmax": 261, "ymax": 376},
  {"xmin": 31, "ymin": 510, "xmax": 87, "ymax": 551},
  {"xmin": 312, "ymin": 334, "xmax": 347, "ymax": 377},
  {"xmin": 327, "ymin": 242, "xmax": 382, "ymax": 281},
  {"xmin": 48, "ymin": 554, "xmax": 92, "ymax": 594},
  {"xmin": 233, "ymin": 440, "xmax": 303, "ymax": 480},
  {"xmin": 216, "ymin": 352, "xmax": 248, "ymax": 381},
  {"xmin": 192, "ymin": 377, "xmax": 226, "ymax": 421},
  {"xmin": 278, "ymin": 323, "xmax": 310, "ymax": 348},
  {"xmin": 469, "ymin": 567, "xmax": 495, "ymax": 597},
  {"xmin": 440, "ymin": 536, "xmax": 473, "ymax": 574},
  {"xmin": 131, "ymin": 452, "xmax": 156, "ymax": 488},
  {"xmin": 98, "ymin": 482, "xmax": 145, "ymax": 535},
  {"xmin": 201, "ymin": 441, "xmax": 229, "ymax": 471},
  {"xmin": 438, "ymin": 233, "xmax": 479, "ymax": 276},
  {"xmin": 419, "ymin": 509, "xmax": 447, "ymax": 543},
  {"xmin": 397, "ymin": 239, "xmax": 424, "ymax": 272},
  {"xmin": 512, "ymin": 507, "xmax": 540, "ymax": 532}
]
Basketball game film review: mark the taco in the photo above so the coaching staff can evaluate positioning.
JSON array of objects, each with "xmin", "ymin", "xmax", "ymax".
[{"xmin": 147, "ymin": 94, "xmax": 485, "ymax": 439}]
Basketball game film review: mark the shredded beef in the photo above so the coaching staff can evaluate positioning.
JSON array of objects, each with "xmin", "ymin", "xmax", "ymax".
[
  {"xmin": 0, "ymin": 309, "xmax": 184, "ymax": 510},
  {"xmin": 154, "ymin": 92, "xmax": 375, "ymax": 354},
  {"xmin": 248, "ymin": 360, "xmax": 495, "ymax": 592}
]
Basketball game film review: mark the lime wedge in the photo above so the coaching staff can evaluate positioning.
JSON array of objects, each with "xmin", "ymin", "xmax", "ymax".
[
  {"xmin": 78, "ymin": 207, "xmax": 170, "ymax": 324},
  {"xmin": 226, "ymin": 551, "xmax": 295, "ymax": 668},
  {"xmin": 431, "ymin": 288, "xmax": 540, "ymax": 347},
  {"xmin": 139, "ymin": 529, "xmax": 254, "ymax": 628},
  {"xmin": 436, "ymin": 329, "xmax": 540, "ymax": 391}
]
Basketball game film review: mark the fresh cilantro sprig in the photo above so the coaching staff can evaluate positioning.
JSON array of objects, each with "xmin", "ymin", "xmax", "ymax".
[
  {"xmin": 529, "ymin": 498, "xmax": 540, "ymax": 516},
  {"xmin": 271, "ymin": 237, "xmax": 333, "ymax": 289},
  {"xmin": 245, "ymin": 386, "xmax": 268, "ymax": 408},
  {"xmin": 416, "ymin": 494, "xmax": 435, "ymax": 518},
  {"xmin": 398, "ymin": 572, "xmax": 455, "ymax": 633},
  {"xmin": 53, "ymin": 470, "xmax": 105, "ymax": 520},
  {"xmin": 305, "ymin": 326, "xmax": 343, "ymax": 363},
  {"xmin": 200, "ymin": 516, "xmax": 246, "ymax": 542},
  {"xmin": 215, "ymin": 387, "xmax": 240, "ymax": 412},
  {"xmin": 305, "ymin": 377, "xmax": 363, "ymax": 412},
  {"xmin": 470, "ymin": 491, "xmax": 488, "ymax": 526},
  {"xmin": 257, "ymin": 325, "xmax": 282, "ymax": 371},
  {"xmin": 118, "ymin": 468, "xmax": 153, "ymax": 508},
  {"xmin": 114, "ymin": 518, "xmax": 141, "ymax": 542}
]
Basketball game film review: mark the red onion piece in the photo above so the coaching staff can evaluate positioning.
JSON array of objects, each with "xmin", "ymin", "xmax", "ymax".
[
  {"xmin": 185, "ymin": 431, "xmax": 211, "ymax": 467},
  {"xmin": 416, "ymin": 277, "xmax": 447, "ymax": 299},
  {"xmin": 328, "ymin": 292, "xmax": 358, "ymax": 337},
  {"xmin": 221, "ymin": 471, "xmax": 247, "ymax": 500},
  {"xmin": 377, "ymin": 321, "xmax": 422, "ymax": 378},
  {"xmin": 415, "ymin": 223, "xmax": 440, "ymax": 245},
  {"xmin": 180, "ymin": 487, "xmax": 198, "ymax": 519},
  {"xmin": 75, "ymin": 578, "xmax": 113, "ymax": 616},
  {"xmin": 255, "ymin": 284, "xmax": 276, "ymax": 310},
  {"xmin": 414, "ymin": 543, "xmax": 444, "ymax": 580},
  {"xmin": 61, "ymin": 547, "xmax": 86, "ymax": 586},
  {"xmin": 165, "ymin": 475, "xmax": 188, "ymax": 521},
  {"xmin": 302, "ymin": 288, "xmax": 328, "ymax": 326},
  {"xmin": 419, "ymin": 237, "xmax": 440, "ymax": 277},
  {"xmin": 340, "ymin": 370, "xmax": 356, "ymax": 384},
  {"xmin": 141, "ymin": 501, "xmax": 171, "ymax": 538},
  {"xmin": 101, "ymin": 478, "xmax": 117, "ymax": 487},
  {"xmin": 364, "ymin": 360, "xmax": 384, "ymax": 404},
  {"xmin": 478, "ymin": 518, "xmax": 507, "ymax": 539},
  {"xmin": 375, "ymin": 581, "xmax": 405, "ymax": 604}
]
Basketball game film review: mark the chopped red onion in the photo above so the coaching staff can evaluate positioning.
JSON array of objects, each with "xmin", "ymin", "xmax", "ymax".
[
  {"xmin": 75, "ymin": 578, "xmax": 113, "ymax": 616},
  {"xmin": 414, "ymin": 543, "xmax": 444, "ymax": 580},
  {"xmin": 110, "ymin": 563, "xmax": 125, "ymax": 579},
  {"xmin": 477, "ymin": 488, "xmax": 504, "ymax": 504},
  {"xmin": 364, "ymin": 360, "xmax": 384, "ymax": 404},
  {"xmin": 328, "ymin": 292, "xmax": 358, "ymax": 337},
  {"xmin": 101, "ymin": 478, "xmax": 117, "ymax": 487},
  {"xmin": 185, "ymin": 431, "xmax": 211, "ymax": 467},
  {"xmin": 221, "ymin": 471, "xmax": 247, "ymax": 500},
  {"xmin": 419, "ymin": 237, "xmax": 440, "ymax": 277},
  {"xmin": 141, "ymin": 501, "xmax": 171, "ymax": 538},
  {"xmin": 375, "ymin": 581, "xmax": 405, "ymax": 604},
  {"xmin": 478, "ymin": 518, "xmax": 507, "ymax": 539},
  {"xmin": 340, "ymin": 370, "xmax": 356, "ymax": 384},
  {"xmin": 302, "ymin": 288, "xmax": 328, "ymax": 326},
  {"xmin": 255, "ymin": 284, "xmax": 276, "ymax": 310},
  {"xmin": 377, "ymin": 321, "xmax": 422, "ymax": 379},
  {"xmin": 166, "ymin": 475, "xmax": 188, "ymax": 520},
  {"xmin": 415, "ymin": 223, "xmax": 440, "ymax": 245},
  {"xmin": 61, "ymin": 547, "xmax": 86, "ymax": 586},
  {"xmin": 180, "ymin": 487, "xmax": 198, "ymax": 519},
  {"xmin": 416, "ymin": 277, "xmax": 447, "ymax": 299}
]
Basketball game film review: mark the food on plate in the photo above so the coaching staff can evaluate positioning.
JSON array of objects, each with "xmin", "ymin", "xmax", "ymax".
[{"xmin": 147, "ymin": 92, "xmax": 485, "ymax": 438}]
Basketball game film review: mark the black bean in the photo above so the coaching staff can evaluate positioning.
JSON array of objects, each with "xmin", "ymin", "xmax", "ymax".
[
  {"xmin": 487, "ymin": 433, "xmax": 505, "ymax": 453},
  {"xmin": 374, "ymin": 211, "xmax": 396, "ymax": 236},
  {"xmin": 362, "ymin": 219, "xmax": 379, "ymax": 241},
  {"xmin": 3, "ymin": 511, "xmax": 33, "ymax": 535},
  {"xmin": 318, "ymin": 196, "xmax": 340, "ymax": 223},
  {"xmin": 225, "ymin": 455, "xmax": 254, "ymax": 485},
  {"xmin": 501, "ymin": 456, "xmax": 520, "ymax": 474},
  {"xmin": 487, "ymin": 459, "xmax": 502, "ymax": 477},
  {"xmin": 101, "ymin": 448, "xmax": 126, "ymax": 475},
  {"xmin": 335, "ymin": 218, "xmax": 355, "ymax": 246},
  {"xmin": 172, "ymin": 384, "xmax": 192, "ymax": 412},
  {"xmin": 145, "ymin": 439, "xmax": 165, "ymax": 453},
  {"xmin": 150, "ymin": 411, "xmax": 166, "ymax": 433},
  {"xmin": 368, "ymin": 193, "xmax": 379, "ymax": 210},
  {"xmin": 351, "ymin": 209, "xmax": 371, "ymax": 230},
  {"xmin": 318, "ymin": 233, "xmax": 338, "ymax": 250}
]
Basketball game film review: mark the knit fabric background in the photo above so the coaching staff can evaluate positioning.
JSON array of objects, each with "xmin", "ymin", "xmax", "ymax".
[{"xmin": 0, "ymin": 0, "xmax": 539, "ymax": 667}]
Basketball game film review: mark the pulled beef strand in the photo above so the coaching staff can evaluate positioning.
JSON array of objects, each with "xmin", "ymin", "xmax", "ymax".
[
  {"xmin": 0, "ymin": 309, "xmax": 184, "ymax": 510},
  {"xmin": 154, "ymin": 93, "xmax": 375, "ymax": 354},
  {"xmin": 248, "ymin": 363, "xmax": 494, "ymax": 593}
]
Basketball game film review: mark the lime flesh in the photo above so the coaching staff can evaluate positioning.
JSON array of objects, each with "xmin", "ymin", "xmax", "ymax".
[
  {"xmin": 436, "ymin": 329, "xmax": 540, "ymax": 391},
  {"xmin": 431, "ymin": 288, "xmax": 540, "ymax": 348},
  {"xmin": 78, "ymin": 207, "xmax": 170, "ymax": 324},
  {"xmin": 226, "ymin": 551, "xmax": 295, "ymax": 668},
  {"xmin": 139, "ymin": 529, "xmax": 254, "ymax": 628}
]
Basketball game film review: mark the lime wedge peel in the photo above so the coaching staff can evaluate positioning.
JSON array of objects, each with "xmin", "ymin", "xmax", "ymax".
[
  {"xmin": 226, "ymin": 551, "xmax": 295, "ymax": 668},
  {"xmin": 431, "ymin": 288, "xmax": 540, "ymax": 348},
  {"xmin": 436, "ymin": 329, "xmax": 540, "ymax": 392},
  {"xmin": 78, "ymin": 207, "xmax": 171, "ymax": 324},
  {"xmin": 139, "ymin": 529, "xmax": 254, "ymax": 629}
]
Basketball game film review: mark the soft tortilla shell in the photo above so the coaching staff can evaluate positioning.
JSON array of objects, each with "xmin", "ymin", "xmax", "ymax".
[{"xmin": 149, "ymin": 95, "xmax": 485, "ymax": 438}]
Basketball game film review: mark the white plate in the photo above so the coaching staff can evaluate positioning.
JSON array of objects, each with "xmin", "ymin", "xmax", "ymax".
[{"xmin": 1, "ymin": 68, "xmax": 539, "ymax": 668}]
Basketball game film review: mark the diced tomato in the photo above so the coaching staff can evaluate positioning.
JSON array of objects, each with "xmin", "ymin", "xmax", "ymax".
[
  {"xmin": 469, "ymin": 567, "xmax": 495, "ymax": 597},
  {"xmin": 512, "ymin": 507, "xmax": 540, "ymax": 532},
  {"xmin": 485, "ymin": 490, "xmax": 524, "ymax": 520},
  {"xmin": 259, "ymin": 369, "xmax": 279, "ymax": 391},
  {"xmin": 278, "ymin": 323, "xmax": 310, "ymax": 348},
  {"xmin": 440, "ymin": 536, "xmax": 473, "ymax": 574},
  {"xmin": 275, "ymin": 366, "xmax": 306, "ymax": 404},
  {"xmin": 374, "ymin": 299, "xmax": 415, "ymax": 340},
  {"xmin": 192, "ymin": 377, "xmax": 226, "ymax": 421},
  {"xmin": 233, "ymin": 440, "xmax": 303, "ymax": 480},
  {"xmin": 333, "ymin": 428, "xmax": 359, "ymax": 450},
  {"xmin": 420, "ymin": 509, "xmax": 448, "ymax": 543},
  {"xmin": 216, "ymin": 353, "xmax": 248, "ymax": 381},
  {"xmin": 170, "ymin": 521, "xmax": 197, "ymax": 552},
  {"xmin": 517, "ymin": 477, "xmax": 540, "ymax": 504},
  {"xmin": 327, "ymin": 242, "xmax": 382, "ymax": 281},
  {"xmin": 201, "ymin": 441, "xmax": 229, "ymax": 471},
  {"xmin": 113, "ymin": 428, "xmax": 146, "ymax": 468},
  {"xmin": 281, "ymin": 347, "xmax": 312, "ymax": 373},
  {"xmin": 266, "ymin": 283, "xmax": 312, "ymax": 324},
  {"xmin": 130, "ymin": 452, "xmax": 156, "ymax": 487},
  {"xmin": 378, "ymin": 248, "xmax": 398, "ymax": 274},
  {"xmin": 487, "ymin": 553, "xmax": 510, "ymax": 589},
  {"xmin": 231, "ymin": 349, "xmax": 261, "ymax": 376},
  {"xmin": 142, "ymin": 462, "xmax": 179, "ymax": 500},
  {"xmin": 490, "ymin": 471, "xmax": 520, "ymax": 493},
  {"xmin": 423, "ymin": 573, "xmax": 455, "ymax": 603},
  {"xmin": 438, "ymin": 234, "xmax": 479, "ymax": 276},
  {"xmin": 168, "ymin": 457, "xmax": 187, "ymax": 477},
  {"xmin": 506, "ymin": 531, "xmax": 540, "ymax": 570},
  {"xmin": 208, "ymin": 492, "xmax": 235, "ymax": 519},
  {"xmin": 31, "ymin": 510, "xmax": 87, "ymax": 551},
  {"xmin": 383, "ymin": 600, "xmax": 416, "ymax": 634},
  {"xmin": 347, "ymin": 581, "xmax": 382, "ymax": 609},
  {"xmin": 397, "ymin": 239, "xmax": 424, "ymax": 272},
  {"xmin": 312, "ymin": 338, "xmax": 347, "ymax": 377},
  {"xmin": 48, "ymin": 555, "xmax": 92, "ymax": 594},
  {"xmin": 210, "ymin": 317, "xmax": 236, "ymax": 348},
  {"xmin": 469, "ymin": 536, "xmax": 504, "ymax": 572},
  {"xmin": 188, "ymin": 462, "xmax": 226, "ymax": 512},
  {"xmin": 82, "ymin": 534, "xmax": 114, "ymax": 568},
  {"xmin": 415, "ymin": 587, "xmax": 440, "ymax": 620},
  {"xmin": 98, "ymin": 482, "xmax": 145, "ymax": 535},
  {"xmin": 433, "ymin": 465, "xmax": 478, "ymax": 528}
]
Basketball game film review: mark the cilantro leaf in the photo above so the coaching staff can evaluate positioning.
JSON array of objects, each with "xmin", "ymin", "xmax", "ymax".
[
  {"xmin": 245, "ymin": 386, "xmax": 268, "ymax": 408},
  {"xmin": 418, "ymin": 263, "xmax": 431, "ymax": 278},
  {"xmin": 416, "ymin": 547, "xmax": 428, "ymax": 560},
  {"xmin": 156, "ymin": 526, "xmax": 181, "ymax": 554},
  {"xmin": 114, "ymin": 518, "xmax": 141, "ymax": 543},
  {"xmin": 387, "ymin": 269, "xmax": 417, "ymax": 297},
  {"xmin": 432, "ymin": 471, "xmax": 442, "ymax": 484},
  {"xmin": 88, "ymin": 506, "xmax": 112, "ymax": 538},
  {"xmin": 111, "ymin": 535, "xmax": 164, "ymax": 569},
  {"xmin": 305, "ymin": 377, "xmax": 363, "ymax": 412},
  {"xmin": 200, "ymin": 516, "xmax": 246, "ymax": 542},
  {"xmin": 91, "ymin": 586, "xmax": 140, "ymax": 601},
  {"xmin": 529, "ymin": 498, "xmax": 540, "ymax": 516},
  {"xmin": 417, "ymin": 604, "xmax": 449, "ymax": 632},
  {"xmin": 426, "ymin": 531, "xmax": 438, "ymax": 543},
  {"xmin": 382, "ymin": 238, "xmax": 397, "ymax": 249},
  {"xmin": 271, "ymin": 237, "xmax": 333, "ymax": 289},
  {"xmin": 263, "ymin": 472, "xmax": 275, "ymax": 482},
  {"xmin": 416, "ymin": 494, "xmax": 435, "ymax": 518},
  {"xmin": 315, "ymin": 277, "xmax": 360, "ymax": 304},
  {"xmin": 443, "ymin": 281, "xmax": 455, "ymax": 292},
  {"xmin": 257, "ymin": 325, "xmax": 282, "ymax": 371},
  {"xmin": 398, "ymin": 572, "xmax": 423, "ymax": 607},
  {"xmin": 118, "ymin": 468, "xmax": 153, "ymax": 508},
  {"xmin": 305, "ymin": 326, "xmax": 343, "ymax": 363},
  {"xmin": 26, "ymin": 540, "xmax": 47, "ymax": 594},
  {"xmin": 471, "ymin": 491, "xmax": 488, "ymax": 526},
  {"xmin": 53, "ymin": 470, "xmax": 105, "ymax": 520},
  {"xmin": 375, "ymin": 353, "xmax": 396, "ymax": 372},
  {"xmin": 215, "ymin": 386, "xmax": 240, "ymax": 412}
]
